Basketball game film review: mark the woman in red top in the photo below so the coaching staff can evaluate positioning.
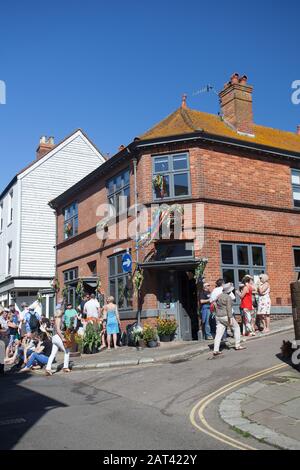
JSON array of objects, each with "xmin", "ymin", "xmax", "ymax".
[{"xmin": 239, "ymin": 275, "xmax": 256, "ymax": 336}]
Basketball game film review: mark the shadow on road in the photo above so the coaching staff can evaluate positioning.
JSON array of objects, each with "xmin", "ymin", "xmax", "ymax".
[{"xmin": 0, "ymin": 372, "xmax": 67, "ymax": 450}]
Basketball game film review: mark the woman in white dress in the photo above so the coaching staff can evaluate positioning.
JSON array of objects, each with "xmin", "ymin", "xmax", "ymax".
[{"xmin": 257, "ymin": 274, "xmax": 271, "ymax": 333}]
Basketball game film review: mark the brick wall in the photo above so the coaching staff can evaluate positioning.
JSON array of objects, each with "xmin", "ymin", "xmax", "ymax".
[{"xmin": 55, "ymin": 139, "xmax": 300, "ymax": 317}]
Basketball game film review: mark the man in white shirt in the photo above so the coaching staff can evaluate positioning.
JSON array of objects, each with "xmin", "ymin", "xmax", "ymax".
[
  {"xmin": 210, "ymin": 279, "xmax": 225, "ymax": 303},
  {"xmin": 84, "ymin": 294, "xmax": 100, "ymax": 319}
]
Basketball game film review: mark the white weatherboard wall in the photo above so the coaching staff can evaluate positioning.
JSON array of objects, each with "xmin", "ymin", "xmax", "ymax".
[
  {"xmin": 19, "ymin": 132, "xmax": 104, "ymax": 278},
  {"xmin": 0, "ymin": 181, "xmax": 20, "ymax": 283}
]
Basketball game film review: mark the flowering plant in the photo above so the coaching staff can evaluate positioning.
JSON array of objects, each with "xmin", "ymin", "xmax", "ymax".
[
  {"xmin": 142, "ymin": 324, "xmax": 157, "ymax": 343},
  {"xmin": 132, "ymin": 325, "xmax": 143, "ymax": 344},
  {"xmin": 157, "ymin": 317, "xmax": 177, "ymax": 336}
]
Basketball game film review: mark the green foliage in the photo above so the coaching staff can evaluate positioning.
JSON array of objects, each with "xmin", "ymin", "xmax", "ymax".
[
  {"xmin": 194, "ymin": 258, "xmax": 209, "ymax": 284},
  {"xmin": 142, "ymin": 324, "xmax": 158, "ymax": 343},
  {"xmin": 83, "ymin": 323, "xmax": 102, "ymax": 353},
  {"xmin": 133, "ymin": 267, "xmax": 144, "ymax": 296}
]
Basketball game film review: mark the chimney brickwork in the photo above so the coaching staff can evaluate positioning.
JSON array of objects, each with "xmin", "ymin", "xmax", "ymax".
[{"xmin": 219, "ymin": 73, "xmax": 254, "ymax": 136}]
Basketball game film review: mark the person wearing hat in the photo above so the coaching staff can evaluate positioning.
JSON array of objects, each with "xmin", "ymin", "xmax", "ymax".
[
  {"xmin": 257, "ymin": 274, "xmax": 271, "ymax": 333},
  {"xmin": 213, "ymin": 283, "xmax": 245, "ymax": 356}
]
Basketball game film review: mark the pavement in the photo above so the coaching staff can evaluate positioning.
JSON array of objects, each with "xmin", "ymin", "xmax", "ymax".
[
  {"xmin": 58, "ymin": 317, "xmax": 294, "ymax": 371},
  {"xmin": 219, "ymin": 367, "xmax": 300, "ymax": 450}
]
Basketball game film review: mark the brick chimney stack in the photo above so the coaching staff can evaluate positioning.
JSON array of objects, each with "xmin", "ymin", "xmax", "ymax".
[
  {"xmin": 219, "ymin": 73, "xmax": 254, "ymax": 136},
  {"xmin": 296, "ymin": 125, "xmax": 300, "ymax": 136},
  {"xmin": 36, "ymin": 136, "xmax": 55, "ymax": 160}
]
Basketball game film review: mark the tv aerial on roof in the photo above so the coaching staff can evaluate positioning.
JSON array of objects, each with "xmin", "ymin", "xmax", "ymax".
[{"xmin": 192, "ymin": 84, "xmax": 218, "ymax": 96}]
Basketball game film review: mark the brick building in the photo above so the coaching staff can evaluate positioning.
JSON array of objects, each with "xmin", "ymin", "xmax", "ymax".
[{"xmin": 50, "ymin": 73, "xmax": 300, "ymax": 339}]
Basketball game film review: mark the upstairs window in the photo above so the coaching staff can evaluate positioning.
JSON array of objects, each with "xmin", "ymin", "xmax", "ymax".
[
  {"xmin": 152, "ymin": 153, "xmax": 191, "ymax": 200},
  {"xmin": 63, "ymin": 267, "xmax": 78, "ymax": 283},
  {"xmin": 8, "ymin": 190, "xmax": 13, "ymax": 224},
  {"xmin": 64, "ymin": 202, "xmax": 78, "ymax": 239},
  {"xmin": 107, "ymin": 169, "xmax": 130, "ymax": 215},
  {"xmin": 292, "ymin": 169, "xmax": 300, "ymax": 207},
  {"xmin": 7, "ymin": 242, "xmax": 12, "ymax": 275}
]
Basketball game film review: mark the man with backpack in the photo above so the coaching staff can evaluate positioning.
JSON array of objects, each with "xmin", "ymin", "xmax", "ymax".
[{"xmin": 24, "ymin": 306, "xmax": 41, "ymax": 335}]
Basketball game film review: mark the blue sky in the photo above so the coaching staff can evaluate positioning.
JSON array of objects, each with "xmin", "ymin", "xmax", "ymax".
[{"xmin": 0, "ymin": 0, "xmax": 299, "ymax": 191}]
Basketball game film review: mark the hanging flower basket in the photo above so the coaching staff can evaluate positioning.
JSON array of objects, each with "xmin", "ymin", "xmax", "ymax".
[
  {"xmin": 76, "ymin": 279, "xmax": 84, "ymax": 299},
  {"xmin": 194, "ymin": 257, "xmax": 209, "ymax": 284},
  {"xmin": 96, "ymin": 277, "xmax": 102, "ymax": 293},
  {"xmin": 51, "ymin": 276, "xmax": 60, "ymax": 293},
  {"xmin": 133, "ymin": 267, "xmax": 144, "ymax": 297}
]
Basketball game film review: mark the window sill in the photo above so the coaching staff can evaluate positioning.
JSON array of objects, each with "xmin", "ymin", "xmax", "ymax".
[{"xmin": 153, "ymin": 194, "xmax": 191, "ymax": 202}]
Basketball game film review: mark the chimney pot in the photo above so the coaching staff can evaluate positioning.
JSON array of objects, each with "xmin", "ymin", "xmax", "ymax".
[
  {"xmin": 181, "ymin": 94, "xmax": 187, "ymax": 109},
  {"xmin": 36, "ymin": 135, "xmax": 55, "ymax": 160},
  {"xmin": 297, "ymin": 125, "xmax": 300, "ymax": 136},
  {"xmin": 231, "ymin": 73, "xmax": 240, "ymax": 84},
  {"xmin": 239, "ymin": 75, "xmax": 248, "ymax": 85}
]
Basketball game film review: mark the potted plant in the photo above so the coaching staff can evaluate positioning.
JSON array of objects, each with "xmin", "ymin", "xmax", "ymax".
[
  {"xmin": 142, "ymin": 323, "xmax": 158, "ymax": 348},
  {"xmin": 157, "ymin": 317, "xmax": 178, "ymax": 342},
  {"xmin": 64, "ymin": 222, "xmax": 72, "ymax": 237},
  {"xmin": 83, "ymin": 322, "xmax": 102, "ymax": 354},
  {"xmin": 132, "ymin": 325, "xmax": 144, "ymax": 347},
  {"xmin": 152, "ymin": 174, "xmax": 165, "ymax": 197}
]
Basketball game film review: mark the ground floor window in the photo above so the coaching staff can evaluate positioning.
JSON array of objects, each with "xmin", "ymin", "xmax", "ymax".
[
  {"xmin": 294, "ymin": 247, "xmax": 300, "ymax": 280},
  {"xmin": 108, "ymin": 252, "xmax": 133, "ymax": 310},
  {"xmin": 220, "ymin": 242, "xmax": 266, "ymax": 286}
]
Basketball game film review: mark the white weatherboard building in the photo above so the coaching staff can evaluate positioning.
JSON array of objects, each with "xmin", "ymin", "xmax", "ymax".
[{"xmin": 0, "ymin": 129, "xmax": 105, "ymax": 316}]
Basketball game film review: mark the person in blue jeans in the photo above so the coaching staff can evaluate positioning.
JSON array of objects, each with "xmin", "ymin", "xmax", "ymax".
[
  {"xmin": 20, "ymin": 332, "xmax": 52, "ymax": 372},
  {"xmin": 200, "ymin": 283, "xmax": 214, "ymax": 340}
]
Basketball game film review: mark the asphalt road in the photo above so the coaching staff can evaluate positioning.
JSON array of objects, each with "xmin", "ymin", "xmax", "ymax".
[{"xmin": 0, "ymin": 330, "xmax": 294, "ymax": 450}]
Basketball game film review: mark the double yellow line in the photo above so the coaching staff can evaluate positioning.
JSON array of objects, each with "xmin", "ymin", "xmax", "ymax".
[{"xmin": 190, "ymin": 363, "xmax": 287, "ymax": 450}]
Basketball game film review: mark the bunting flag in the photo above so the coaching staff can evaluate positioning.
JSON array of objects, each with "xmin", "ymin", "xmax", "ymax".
[{"xmin": 136, "ymin": 207, "xmax": 169, "ymax": 248}]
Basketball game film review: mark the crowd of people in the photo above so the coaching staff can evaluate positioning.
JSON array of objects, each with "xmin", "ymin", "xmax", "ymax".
[
  {"xmin": 199, "ymin": 274, "xmax": 271, "ymax": 357},
  {"xmin": 0, "ymin": 275, "xmax": 272, "ymax": 373},
  {"xmin": 0, "ymin": 293, "xmax": 121, "ymax": 376}
]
